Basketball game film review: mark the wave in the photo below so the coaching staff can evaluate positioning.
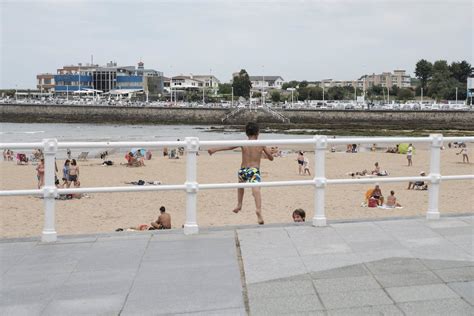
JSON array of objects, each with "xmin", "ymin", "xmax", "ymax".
[{"xmin": 0, "ymin": 131, "xmax": 45, "ymax": 135}]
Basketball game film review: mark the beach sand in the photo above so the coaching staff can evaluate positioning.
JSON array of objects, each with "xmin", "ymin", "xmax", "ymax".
[{"xmin": 1, "ymin": 146, "xmax": 473, "ymax": 238}]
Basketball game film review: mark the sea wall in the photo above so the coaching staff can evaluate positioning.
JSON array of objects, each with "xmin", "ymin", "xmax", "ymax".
[{"xmin": 1, "ymin": 104, "xmax": 473, "ymax": 130}]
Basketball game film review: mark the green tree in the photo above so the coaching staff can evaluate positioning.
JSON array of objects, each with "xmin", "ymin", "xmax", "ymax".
[
  {"xmin": 232, "ymin": 69, "xmax": 252, "ymax": 98},
  {"xmin": 397, "ymin": 88, "xmax": 414, "ymax": 100},
  {"xmin": 449, "ymin": 61, "xmax": 472, "ymax": 82},
  {"xmin": 327, "ymin": 87, "xmax": 344, "ymax": 100},
  {"xmin": 415, "ymin": 59, "xmax": 433, "ymax": 89},
  {"xmin": 218, "ymin": 83, "xmax": 232, "ymax": 95},
  {"xmin": 271, "ymin": 91, "xmax": 281, "ymax": 102},
  {"xmin": 308, "ymin": 87, "xmax": 323, "ymax": 100},
  {"xmin": 428, "ymin": 60, "xmax": 453, "ymax": 100},
  {"xmin": 282, "ymin": 80, "xmax": 299, "ymax": 90}
]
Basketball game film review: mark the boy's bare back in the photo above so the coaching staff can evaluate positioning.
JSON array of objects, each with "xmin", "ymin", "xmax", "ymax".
[{"xmin": 241, "ymin": 145, "xmax": 273, "ymax": 168}]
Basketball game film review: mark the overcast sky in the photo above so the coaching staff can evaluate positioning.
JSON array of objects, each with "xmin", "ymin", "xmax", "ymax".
[{"xmin": 1, "ymin": 0, "xmax": 472, "ymax": 88}]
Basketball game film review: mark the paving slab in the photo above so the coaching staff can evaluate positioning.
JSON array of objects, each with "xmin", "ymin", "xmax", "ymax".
[
  {"xmin": 318, "ymin": 288, "xmax": 393, "ymax": 309},
  {"xmin": 434, "ymin": 266, "xmax": 474, "ymax": 282},
  {"xmin": 373, "ymin": 270, "xmax": 443, "ymax": 287},
  {"xmin": 247, "ymin": 279, "xmax": 315, "ymax": 298},
  {"xmin": 386, "ymin": 283, "xmax": 459, "ymax": 303},
  {"xmin": 448, "ymin": 281, "xmax": 474, "ymax": 305},
  {"xmin": 313, "ymin": 275, "xmax": 380, "ymax": 293},
  {"xmin": 327, "ymin": 304, "xmax": 403, "ymax": 316},
  {"xmin": 398, "ymin": 298, "xmax": 473, "ymax": 315},
  {"xmin": 365, "ymin": 257, "xmax": 427, "ymax": 275},
  {"xmin": 248, "ymin": 294, "xmax": 324, "ymax": 315}
]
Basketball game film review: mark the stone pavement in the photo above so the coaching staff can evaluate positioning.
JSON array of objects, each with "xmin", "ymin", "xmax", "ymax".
[
  {"xmin": 239, "ymin": 215, "xmax": 473, "ymax": 315},
  {"xmin": 0, "ymin": 215, "xmax": 473, "ymax": 315}
]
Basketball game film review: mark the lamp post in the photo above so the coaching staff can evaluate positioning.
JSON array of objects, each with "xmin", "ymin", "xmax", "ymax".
[
  {"xmin": 322, "ymin": 85, "xmax": 325, "ymax": 103},
  {"xmin": 421, "ymin": 87, "xmax": 423, "ymax": 103},
  {"xmin": 455, "ymin": 87, "xmax": 458, "ymax": 103},
  {"xmin": 287, "ymin": 88, "xmax": 295, "ymax": 107},
  {"xmin": 262, "ymin": 65, "xmax": 265, "ymax": 106},
  {"xmin": 15, "ymin": 85, "xmax": 18, "ymax": 101},
  {"xmin": 231, "ymin": 86, "xmax": 234, "ymax": 107}
]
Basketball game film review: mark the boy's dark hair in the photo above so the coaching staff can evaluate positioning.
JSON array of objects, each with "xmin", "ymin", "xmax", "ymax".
[
  {"xmin": 245, "ymin": 122, "xmax": 259, "ymax": 137},
  {"xmin": 160, "ymin": 206, "xmax": 166, "ymax": 212},
  {"xmin": 390, "ymin": 190, "xmax": 395, "ymax": 195},
  {"xmin": 292, "ymin": 208, "xmax": 306, "ymax": 220}
]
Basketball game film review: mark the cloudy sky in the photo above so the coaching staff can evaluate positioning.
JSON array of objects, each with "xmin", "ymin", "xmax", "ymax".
[{"xmin": 1, "ymin": 0, "xmax": 472, "ymax": 88}]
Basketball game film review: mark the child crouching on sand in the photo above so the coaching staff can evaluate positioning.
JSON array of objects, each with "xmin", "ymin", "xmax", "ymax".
[{"xmin": 208, "ymin": 122, "xmax": 274, "ymax": 225}]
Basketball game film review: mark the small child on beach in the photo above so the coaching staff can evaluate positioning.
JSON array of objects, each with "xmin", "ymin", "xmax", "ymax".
[{"xmin": 208, "ymin": 122, "xmax": 274, "ymax": 225}]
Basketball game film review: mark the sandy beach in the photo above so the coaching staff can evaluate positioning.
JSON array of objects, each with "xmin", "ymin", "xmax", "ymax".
[{"xmin": 1, "ymin": 145, "xmax": 473, "ymax": 238}]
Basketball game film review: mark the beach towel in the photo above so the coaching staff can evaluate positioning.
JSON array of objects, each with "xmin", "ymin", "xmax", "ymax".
[
  {"xmin": 378, "ymin": 205, "xmax": 403, "ymax": 209},
  {"xmin": 126, "ymin": 180, "xmax": 161, "ymax": 186}
]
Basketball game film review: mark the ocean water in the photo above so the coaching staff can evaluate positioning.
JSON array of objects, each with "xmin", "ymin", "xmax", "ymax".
[{"xmin": 0, "ymin": 122, "xmax": 314, "ymax": 143}]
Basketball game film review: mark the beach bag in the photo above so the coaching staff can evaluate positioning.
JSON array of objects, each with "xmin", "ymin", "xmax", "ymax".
[{"xmin": 368, "ymin": 198, "xmax": 378, "ymax": 208}]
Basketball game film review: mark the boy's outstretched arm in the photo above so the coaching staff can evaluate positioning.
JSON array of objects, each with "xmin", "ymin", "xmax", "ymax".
[
  {"xmin": 208, "ymin": 146, "xmax": 239, "ymax": 155},
  {"xmin": 262, "ymin": 147, "xmax": 274, "ymax": 161}
]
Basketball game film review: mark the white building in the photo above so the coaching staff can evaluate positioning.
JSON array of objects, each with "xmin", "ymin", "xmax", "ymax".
[
  {"xmin": 163, "ymin": 74, "xmax": 220, "ymax": 92},
  {"xmin": 249, "ymin": 76, "xmax": 285, "ymax": 90}
]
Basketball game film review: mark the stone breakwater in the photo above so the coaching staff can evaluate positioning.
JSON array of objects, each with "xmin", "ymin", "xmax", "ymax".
[{"xmin": 1, "ymin": 104, "xmax": 473, "ymax": 130}]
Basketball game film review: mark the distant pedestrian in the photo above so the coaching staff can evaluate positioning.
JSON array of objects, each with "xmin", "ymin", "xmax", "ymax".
[
  {"xmin": 66, "ymin": 148, "xmax": 72, "ymax": 160},
  {"xmin": 407, "ymin": 143, "xmax": 413, "ymax": 166},
  {"xmin": 457, "ymin": 145, "xmax": 469, "ymax": 163}
]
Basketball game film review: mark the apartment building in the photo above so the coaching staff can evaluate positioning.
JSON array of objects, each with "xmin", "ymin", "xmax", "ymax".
[
  {"xmin": 249, "ymin": 76, "xmax": 285, "ymax": 90},
  {"xmin": 362, "ymin": 70, "xmax": 411, "ymax": 88}
]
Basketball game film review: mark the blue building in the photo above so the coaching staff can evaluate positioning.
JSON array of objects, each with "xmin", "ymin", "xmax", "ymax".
[{"xmin": 41, "ymin": 61, "xmax": 164, "ymax": 95}]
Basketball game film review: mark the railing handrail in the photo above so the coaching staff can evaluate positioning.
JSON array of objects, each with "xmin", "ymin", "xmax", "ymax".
[
  {"xmin": 2, "ymin": 136, "xmax": 473, "ymax": 150},
  {"xmin": 1, "ymin": 135, "xmax": 472, "ymax": 242}
]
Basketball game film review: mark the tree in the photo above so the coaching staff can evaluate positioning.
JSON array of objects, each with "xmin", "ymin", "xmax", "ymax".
[
  {"xmin": 308, "ymin": 87, "xmax": 323, "ymax": 100},
  {"xmin": 327, "ymin": 87, "xmax": 344, "ymax": 100},
  {"xmin": 428, "ymin": 60, "xmax": 453, "ymax": 100},
  {"xmin": 397, "ymin": 88, "xmax": 414, "ymax": 100},
  {"xmin": 449, "ymin": 61, "xmax": 472, "ymax": 83},
  {"xmin": 282, "ymin": 80, "xmax": 299, "ymax": 90},
  {"xmin": 232, "ymin": 69, "xmax": 252, "ymax": 98},
  {"xmin": 218, "ymin": 83, "xmax": 232, "ymax": 95},
  {"xmin": 415, "ymin": 59, "xmax": 433, "ymax": 89},
  {"xmin": 271, "ymin": 91, "xmax": 281, "ymax": 102}
]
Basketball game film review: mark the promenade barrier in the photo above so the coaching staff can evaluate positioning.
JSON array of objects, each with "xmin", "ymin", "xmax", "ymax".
[{"xmin": 1, "ymin": 135, "xmax": 473, "ymax": 242}]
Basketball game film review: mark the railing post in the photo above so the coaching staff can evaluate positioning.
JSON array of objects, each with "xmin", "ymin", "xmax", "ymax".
[
  {"xmin": 42, "ymin": 138, "xmax": 58, "ymax": 242},
  {"xmin": 184, "ymin": 137, "xmax": 199, "ymax": 235},
  {"xmin": 427, "ymin": 133, "xmax": 443, "ymax": 220},
  {"xmin": 313, "ymin": 135, "xmax": 327, "ymax": 226}
]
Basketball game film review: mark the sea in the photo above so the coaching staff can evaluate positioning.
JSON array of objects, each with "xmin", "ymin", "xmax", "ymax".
[
  {"xmin": 1, "ymin": 122, "xmax": 328, "ymax": 158},
  {"xmin": 0, "ymin": 122, "xmax": 316, "ymax": 143}
]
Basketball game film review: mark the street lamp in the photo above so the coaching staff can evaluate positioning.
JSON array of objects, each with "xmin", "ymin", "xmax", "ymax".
[
  {"xmin": 15, "ymin": 84, "xmax": 18, "ymax": 101},
  {"xmin": 455, "ymin": 87, "xmax": 458, "ymax": 103},
  {"xmin": 421, "ymin": 87, "xmax": 423, "ymax": 103},
  {"xmin": 231, "ymin": 86, "xmax": 234, "ymax": 107},
  {"xmin": 287, "ymin": 88, "xmax": 295, "ymax": 107}
]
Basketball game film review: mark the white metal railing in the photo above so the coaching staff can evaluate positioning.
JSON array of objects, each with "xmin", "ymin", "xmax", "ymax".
[{"xmin": 1, "ymin": 135, "xmax": 473, "ymax": 242}]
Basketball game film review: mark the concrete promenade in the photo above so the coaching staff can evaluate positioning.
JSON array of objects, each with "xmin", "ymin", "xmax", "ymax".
[{"xmin": 1, "ymin": 215, "xmax": 473, "ymax": 315}]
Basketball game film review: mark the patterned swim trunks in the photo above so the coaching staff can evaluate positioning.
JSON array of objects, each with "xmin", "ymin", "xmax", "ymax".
[{"xmin": 238, "ymin": 167, "xmax": 261, "ymax": 183}]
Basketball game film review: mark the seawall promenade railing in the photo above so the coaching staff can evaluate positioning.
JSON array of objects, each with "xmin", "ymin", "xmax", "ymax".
[{"xmin": 1, "ymin": 135, "xmax": 473, "ymax": 242}]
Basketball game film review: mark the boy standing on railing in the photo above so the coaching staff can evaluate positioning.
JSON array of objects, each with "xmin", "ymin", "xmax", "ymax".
[{"xmin": 208, "ymin": 122, "xmax": 274, "ymax": 225}]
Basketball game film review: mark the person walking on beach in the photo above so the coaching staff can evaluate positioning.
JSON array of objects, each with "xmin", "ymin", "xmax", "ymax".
[
  {"xmin": 208, "ymin": 122, "xmax": 274, "ymax": 225},
  {"xmin": 67, "ymin": 159, "xmax": 80, "ymax": 188},
  {"xmin": 297, "ymin": 151, "xmax": 304, "ymax": 175},
  {"xmin": 36, "ymin": 158, "xmax": 45, "ymax": 189},
  {"xmin": 407, "ymin": 143, "xmax": 413, "ymax": 166},
  {"xmin": 303, "ymin": 157, "xmax": 311, "ymax": 176},
  {"xmin": 62, "ymin": 159, "xmax": 70, "ymax": 187},
  {"xmin": 457, "ymin": 144, "xmax": 469, "ymax": 163}
]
